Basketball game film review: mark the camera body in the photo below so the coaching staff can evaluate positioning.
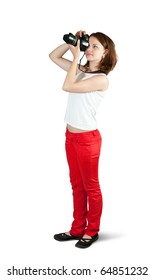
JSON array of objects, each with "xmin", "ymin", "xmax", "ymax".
[{"xmin": 63, "ymin": 32, "xmax": 89, "ymax": 51}]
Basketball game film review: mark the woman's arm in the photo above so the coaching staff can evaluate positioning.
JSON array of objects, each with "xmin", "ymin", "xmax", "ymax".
[
  {"xmin": 62, "ymin": 43, "xmax": 109, "ymax": 93},
  {"xmin": 63, "ymin": 73, "xmax": 109, "ymax": 93},
  {"xmin": 49, "ymin": 31, "xmax": 86, "ymax": 73},
  {"xmin": 49, "ymin": 43, "xmax": 72, "ymax": 72}
]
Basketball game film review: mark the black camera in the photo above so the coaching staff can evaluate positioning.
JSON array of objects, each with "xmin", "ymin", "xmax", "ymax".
[{"xmin": 63, "ymin": 32, "xmax": 89, "ymax": 51}]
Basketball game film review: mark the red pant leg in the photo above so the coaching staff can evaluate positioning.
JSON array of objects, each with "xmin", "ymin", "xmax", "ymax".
[
  {"xmin": 76, "ymin": 130, "xmax": 103, "ymax": 236},
  {"xmin": 65, "ymin": 131, "xmax": 87, "ymax": 236}
]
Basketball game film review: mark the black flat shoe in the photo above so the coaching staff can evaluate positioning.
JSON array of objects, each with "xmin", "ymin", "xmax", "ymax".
[
  {"xmin": 54, "ymin": 232, "xmax": 80, "ymax": 241},
  {"xmin": 75, "ymin": 234, "xmax": 99, "ymax": 248}
]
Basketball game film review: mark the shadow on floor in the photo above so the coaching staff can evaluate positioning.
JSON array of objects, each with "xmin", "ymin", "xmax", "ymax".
[{"xmin": 98, "ymin": 232, "xmax": 125, "ymax": 242}]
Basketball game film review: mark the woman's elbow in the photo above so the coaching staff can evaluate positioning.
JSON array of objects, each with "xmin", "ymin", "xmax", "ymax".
[
  {"xmin": 49, "ymin": 52, "xmax": 54, "ymax": 61},
  {"xmin": 49, "ymin": 52, "xmax": 57, "ymax": 62},
  {"xmin": 62, "ymin": 84, "xmax": 68, "ymax": 92}
]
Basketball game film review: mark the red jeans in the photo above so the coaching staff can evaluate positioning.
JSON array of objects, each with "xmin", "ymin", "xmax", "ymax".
[{"xmin": 65, "ymin": 129, "xmax": 103, "ymax": 237}]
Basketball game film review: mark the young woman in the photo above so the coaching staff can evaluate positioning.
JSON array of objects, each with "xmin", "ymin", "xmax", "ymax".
[{"xmin": 49, "ymin": 30, "xmax": 117, "ymax": 248}]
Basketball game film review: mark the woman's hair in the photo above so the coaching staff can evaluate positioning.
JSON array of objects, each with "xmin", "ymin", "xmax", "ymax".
[{"xmin": 84, "ymin": 32, "xmax": 118, "ymax": 75}]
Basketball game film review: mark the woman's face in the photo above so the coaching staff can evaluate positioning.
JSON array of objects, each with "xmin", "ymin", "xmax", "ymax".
[{"xmin": 85, "ymin": 36, "xmax": 106, "ymax": 63}]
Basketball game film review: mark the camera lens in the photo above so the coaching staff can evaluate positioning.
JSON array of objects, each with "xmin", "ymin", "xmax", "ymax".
[
  {"xmin": 80, "ymin": 35, "xmax": 89, "ymax": 51},
  {"xmin": 63, "ymin": 33, "xmax": 78, "ymax": 46}
]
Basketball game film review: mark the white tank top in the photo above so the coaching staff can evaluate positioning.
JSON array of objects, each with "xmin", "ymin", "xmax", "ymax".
[{"xmin": 64, "ymin": 71, "xmax": 107, "ymax": 130}]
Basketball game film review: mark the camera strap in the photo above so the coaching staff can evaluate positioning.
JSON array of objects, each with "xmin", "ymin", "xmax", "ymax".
[{"xmin": 78, "ymin": 53, "xmax": 85, "ymax": 72}]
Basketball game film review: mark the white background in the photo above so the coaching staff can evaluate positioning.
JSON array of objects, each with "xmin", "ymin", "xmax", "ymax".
[{"xmin": 0, "ymin": 0, "xmax": 154, "ymax": 279}]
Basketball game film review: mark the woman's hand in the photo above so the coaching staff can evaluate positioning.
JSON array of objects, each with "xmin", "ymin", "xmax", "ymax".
[
  {"xmin": 68, "ymin": 39, "xmax": 80, "ymax": 60},
  {"xmin": 75, "ymin": 30, "xmax": 86, "ymax": 37},
  {"xmin": 68, "ymin": 30, "xmax": 87, "ymax": 59}
]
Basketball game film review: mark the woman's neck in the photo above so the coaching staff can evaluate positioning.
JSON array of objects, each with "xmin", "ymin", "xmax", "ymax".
[
  {"xmin": 87, "ymin": 62, "xmax": 98, "ymax": 72},
  {"xmin": 86, "ymin": 66, "xmax": 99, "ymax": 73}
]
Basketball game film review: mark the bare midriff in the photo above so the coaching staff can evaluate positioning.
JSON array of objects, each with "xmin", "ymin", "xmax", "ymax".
[{"xmin": 67, "ymin": 124, "xmax": 90, "ymax": 133}]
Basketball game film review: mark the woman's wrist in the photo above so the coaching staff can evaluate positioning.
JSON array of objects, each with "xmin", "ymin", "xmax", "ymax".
[{"xmin": 73, "ymin": 57, "xmax": 79, "ymax": 62}]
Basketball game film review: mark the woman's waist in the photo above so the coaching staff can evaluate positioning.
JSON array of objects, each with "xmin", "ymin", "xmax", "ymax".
[
  {"xmin": 66, "ymin": 124, "xmax": 101, "ymax": 140},
  {"xmin": 67, "ymin": 124, "xmax": 90, "ymax": 133}
]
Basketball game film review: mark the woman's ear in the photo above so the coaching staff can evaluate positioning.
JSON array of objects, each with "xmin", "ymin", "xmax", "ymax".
[{"xmin": 102, "ymin": 49, "xmax": 109, "ymax": 59}]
